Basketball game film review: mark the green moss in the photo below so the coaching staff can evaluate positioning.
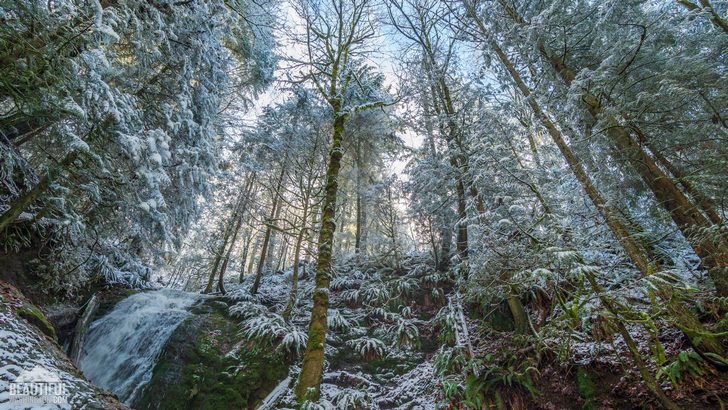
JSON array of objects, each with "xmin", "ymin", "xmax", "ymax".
[
  {"xmin": 134, "ymin": 305, "xmax": 289, "ymax": 410},
  {"xmin": 92, "ymin": 287, "xmax": 138, "ymax": 321},
  {"xmin": 576, "ymin": 367, "xmax": 596, "ymax": 410},
  {"xmin": 17, "ymin": 304, "xmax": 56, "ymax": 341},
  {"xmin": 486, "ymin": 305, "xmax": 515, "ymax": 332}
]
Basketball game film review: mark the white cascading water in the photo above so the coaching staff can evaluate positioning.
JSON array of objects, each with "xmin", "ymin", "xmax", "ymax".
[{"xmin": 78, "ymin": 289, "xmax": 200, "ymax": 404}]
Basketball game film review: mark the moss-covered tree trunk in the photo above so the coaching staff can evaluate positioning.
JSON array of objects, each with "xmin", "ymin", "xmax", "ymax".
[
  {"xmin": 295, "ymin": 113, "xmax": 346, "ymax": 402},
  {"xmin": 466, "ymin": 0, "xmax": 726, "ymax": 370},
  {"xmin": 507, "ymin": 289, "xmax": 533, "ymax": 335},
  {"xmin": 498, "ymin": 1, "xmax": 728, "ymax": 295}
]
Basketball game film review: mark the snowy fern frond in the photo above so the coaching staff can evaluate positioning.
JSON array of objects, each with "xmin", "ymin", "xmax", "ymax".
[
  {"xmin": 328, "ymin": 309, "xmax": 351, "ymax": 332},
  {"xmin": 359, "ymin": 284, "xmax": 390, "ymax": 305},
  {"xmin": 280, "ymin": 329, "xmax": 308, "ymax": 356},
  {"xmin": 431, "ymin": 287, "xmax": 443, "ymax": 301},
  {"xmin": 368, "ymin": 307, "xmax": 396, "ymax": 322},
  {"xmin": 300, "ymin": 400, "xmax": 326, "ymax": 410},
  {"xmin": 568, "ymin": 265, "xmax": 600, "ymax": 280},
  {"xmin": 391, "ymin": 277, "xmax": 418, "ymax": 298},
  {"xmin": 347, "ymin": 336, "xmax": 387, "ymax": 360},
  {"xmin": 393, "ymin": 318, "xmax": 419, "ymax": 349},
  {"xmin": 435, "ymin": 305, "xmax": 458, "ymax": 344},
  {"xmin": 340, "ymin": 289, "xmax": 360, "ymax": 305},
  {"xmin": 332, "ymin": 388, "xmax": 371, "ymax": 409},
  {"xmin": 227, "ymin": 289, "xmax": 261, "ymax": 303},
  {"xmin": 331, "ymin": 275, "xmax": 361, "ymax": 290},
  {"xmin": 433, "ymin": 345, "xmax": 468, "ymax": 376},
  {"xmin": 547, "ymin": 248, "xmax": 582, "ymax": 263},
  {"xmin": 240, "ymin": 313, "xmax": 287, "ymax": 344},
  {"xmin": 642, "ymin": 270, "xmax": 693, "ymax": 293},
  {"xmin": 229, "ymin": 301, "xmax": 267, "ymax": 320},
  {"xmin": 423, "ymin": 272, "xmax": 445, "ymax": 285}
]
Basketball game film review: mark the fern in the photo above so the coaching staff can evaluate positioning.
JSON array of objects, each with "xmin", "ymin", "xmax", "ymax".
[
  {"xmin": 229, "ymin": 301, "xmax": 267, "ymax": 320},
  {"xmin": 347, "ymin": 336, "xmax": 387, "ymax": 360},
  {"xmin": 359, "ymin": 283, "xmax": 390, "ymax": 305},
  {"xmin": 240, "ymin": 313, "xmax": 287, "ymax": 344},
  {"xmin": 328, "ymin": 308, "xmax": 352, "ymax": 332},
  {"xmin": 332, "ymin": 388, "xmax": 371, "ymax": 409},
  {"xmin": 280, "ymin": 329, "xmax": 308, "ymax": 356},
  {"xmin": 657, "ymin": 350, "xmax": 711, "ymax": 387}
]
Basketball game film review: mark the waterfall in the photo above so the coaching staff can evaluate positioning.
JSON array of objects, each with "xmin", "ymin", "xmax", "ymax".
[{"xmin": 78, "ymin": 289, "xmax": 200, "ymax": 404}]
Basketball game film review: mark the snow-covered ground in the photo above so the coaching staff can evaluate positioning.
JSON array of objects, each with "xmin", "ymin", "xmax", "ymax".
[{"xmin": 0, "ymin": 282, "xmax": 126, "ymax": 410}]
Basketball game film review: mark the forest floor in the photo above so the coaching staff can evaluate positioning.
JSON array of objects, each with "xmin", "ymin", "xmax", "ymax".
[
  {"xmin": 224, "ymin": 255, "xmax": 444, "ymax": 409},
  {"xmin": 3, "ymin": 255, "xmax": 728, "ymax": 409},
  {"xmin": 224, "ymin": 254, "xmax": 728, "ymax": 409}
]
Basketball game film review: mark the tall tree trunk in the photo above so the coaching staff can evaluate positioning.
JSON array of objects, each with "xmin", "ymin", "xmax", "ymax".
[
  {"xmin": 247, "ymin": 234, "xmax": 261, "ymax": 275},
  {"xmin": 455, "ymin": 178, "xmax": 469, "ymax": 261},
  {"xmin": 354, "ymin": 137, "xmax": 367, "ymax": 256},
  {"xmin": 295, "ymin": 113, "xmax": 346, "ymax": 403},
  {"xmin": 203, "ymin": 194, "xmax": 243, "ymax": 294},
  {"xmin": 265, "ymin": 193, "xmax": 284, "ymax": 272},
  {"xmin": 466, "ymin": 0, "xmax": 725, "ymax": 363},
  {"xmin": 251, "ymin": 211, "xmax": 275, "ymax": 295},
  {"xmin": 238, "ymin": 232, "xmax": 251, "ymax": 284},
  {"xmin": 438, "ymin": 223, "xmax": 452, "ymax": 272},
  {"xmin": 217, "ymin": 211, "xmax": 243, "ymax": 294},
  {"xmin": 251, "ymin": 166, "xmax": 286, "ymax": 295},
  {"xmin": 498, "ymin": 0, "xmax": 728, "ymax": 295},
  {"xmin": 277, "ymin": 241, "xmax": 289, "ymax": 272},
  {"xmin": 283, "ymin": 204, "xmax": 310, "ymax": 322},
  {"xmin": 217, "ymin": 177, "xmax": 255, "ymax": 293},
  {"xmin": 629, "ymin": 122, "xmax": 723, "ymax": 226}
]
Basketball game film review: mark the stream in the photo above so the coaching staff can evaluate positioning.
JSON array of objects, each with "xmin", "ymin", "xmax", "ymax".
[{"xmin": 77, "ymin": 289, "xmax": 200, "ymax": 404}]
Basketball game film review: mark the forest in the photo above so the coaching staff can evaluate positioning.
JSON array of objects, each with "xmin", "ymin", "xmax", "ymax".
[{"xmin": 1, "ymin": 0, "xmax": 727, "ymax": 409}]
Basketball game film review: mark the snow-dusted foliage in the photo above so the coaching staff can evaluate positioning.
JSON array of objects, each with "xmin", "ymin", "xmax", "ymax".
[
  {"xmin": 347, "ymin": 336, "xmax": 387, "ymax": 360},
  {"xmin": 0, "ymin": 0, "xmax": 276, "ymax": 293},
  {"xmin": 241, "ymin": 313, "xmax": 289, "ymax": 344}
]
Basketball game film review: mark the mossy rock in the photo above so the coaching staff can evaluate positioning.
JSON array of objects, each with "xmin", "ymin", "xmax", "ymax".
[
  {"xmin": 91, "ymin": 286, "xmax": 139, "ymax": 321},
  {"xmin": 17, "ymin": 303, "xmax": 57, "ymax": 341},
  {"xmin": 133, "ymin": 298, "xmax": 289, "ymax": 410},
  {"xmin": 484, "ymin": 302, "xmax": 516, "ymax": 332}
]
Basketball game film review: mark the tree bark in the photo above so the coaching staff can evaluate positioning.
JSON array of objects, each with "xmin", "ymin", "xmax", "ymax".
[
  {"xmin": 283, "ymin": 208, "xmax": 309, "ymax": 322},
  {"xmin": 295, "ymin": 113, "xmax": 346, "ymax": 402},
  {"xmin": 497, "ymin": 1, "xmax": 728, "ymax": 294},
  {"xmin": 217, "ymin": 177, "xmax": 256, "ymax": 293},
  {"xmin": 238, "ymin": 233, "xmax": 251, "ymax": 284},
  {"xmin": 472, "ymin": 0, "xmax": 725, "ymax": 362},
  {"xmin": 507, "ymin": 290, "xmax": 533, "ymax": 335}
]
